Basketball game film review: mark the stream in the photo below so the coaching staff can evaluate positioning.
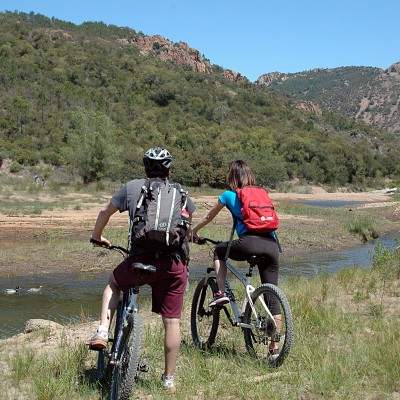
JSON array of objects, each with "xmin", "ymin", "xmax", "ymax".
[
  {"xmin": 1, "ymin": 232, "xmax": 397, "ymax": 339},
  {"xmin": 1, "ymin": 200, "xmax": 398, "ymax": 338}
]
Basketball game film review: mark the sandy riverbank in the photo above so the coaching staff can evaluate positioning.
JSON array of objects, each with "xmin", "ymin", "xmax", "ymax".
[{"xmin": 0, "ymin": 186, "xmax": 398, "ymax": 277}]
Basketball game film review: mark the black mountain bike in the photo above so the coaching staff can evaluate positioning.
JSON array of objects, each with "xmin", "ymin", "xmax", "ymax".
[{"xmin": 90, "ymin": 239, "xmax": 155, "ymax": 400}]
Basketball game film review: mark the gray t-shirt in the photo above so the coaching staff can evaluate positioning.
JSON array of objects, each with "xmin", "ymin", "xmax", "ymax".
[{"xmin": 111, "ymin": 178, "xmax": 195, "ymax": 215}]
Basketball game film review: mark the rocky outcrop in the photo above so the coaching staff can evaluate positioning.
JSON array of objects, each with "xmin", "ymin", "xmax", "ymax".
[
  {"xmin": 257, "ymin": 72, "xmax": 287, "ymax": 86},
  {"xmin": 224, "ymin": 69, "xmax": 245, "ymax": 83},
  {"xmin": 116, "ymin": 36, "xmax": 248, "ymax": 82},
  {"xmin": 296, "ymin": 101, "xmax": 322, "ymax": 115},
  {"xmin": 116, "ymin": 36, "xmax": 213, "ymax": 74},
  {"xmin": 386, "ymin": 62, "xmax": 400, "ymax": 74},
  {"xmin": 43, "ymin": 29, "xmax": 73, "ymax": 40}
]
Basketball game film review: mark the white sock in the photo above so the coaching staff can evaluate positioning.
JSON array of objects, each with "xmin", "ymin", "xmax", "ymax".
[{"xmin": 98, "ymin": 325, "xmax": 108, "ymax": 334}]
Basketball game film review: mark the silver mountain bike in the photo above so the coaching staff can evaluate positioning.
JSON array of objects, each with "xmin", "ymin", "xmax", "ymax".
[{"xmin": 191, "ymin": 237, "xmax": 294, "ymax": 367}]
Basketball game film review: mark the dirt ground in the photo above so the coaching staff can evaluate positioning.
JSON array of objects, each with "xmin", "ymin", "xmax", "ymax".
[
  {"xmin": 0, "ymin": 186, "xmax": 395, "ymax": 235},
  {"xmin": 1, "ymin": 186, "xmax": 398, "ymax": 276}
]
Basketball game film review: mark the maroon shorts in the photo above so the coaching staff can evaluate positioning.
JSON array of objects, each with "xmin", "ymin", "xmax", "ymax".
[{"xmin": 113, "ymin": 253, "xmax": 188, "ymax": 319}]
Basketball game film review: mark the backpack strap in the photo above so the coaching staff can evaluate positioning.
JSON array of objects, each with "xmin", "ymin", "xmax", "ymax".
[
  {"xmin": 131, "ymin": 178, "xmax": 149, "ymax": 224},
  {"xmin": 136, "ymin": 181, "xmax": 149, "ymax": 209},
  {"xmin": 224, "ymin": 218, "xmax": 237, "ymax": 261}
]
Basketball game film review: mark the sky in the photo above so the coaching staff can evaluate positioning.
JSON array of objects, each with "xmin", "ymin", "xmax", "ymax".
[{"xmin": 1, "ymin": 0, "xmax": 399, "ymax": 82}]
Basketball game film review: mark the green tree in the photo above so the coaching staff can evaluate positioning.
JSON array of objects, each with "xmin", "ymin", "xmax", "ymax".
[{"xmin": 61, "ymin": 108, "xmax": 123, "ymax": 183}]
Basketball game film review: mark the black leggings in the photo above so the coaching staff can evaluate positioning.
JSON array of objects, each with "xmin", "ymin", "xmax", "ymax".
[{"xmin": 214, "ymin": 233, "xmax": 280, "ymax": 314}]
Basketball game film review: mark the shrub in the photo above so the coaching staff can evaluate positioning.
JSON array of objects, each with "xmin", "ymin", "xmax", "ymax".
[{"xmin": 10, "ymin": 161, "xmax": 23, "ymax": 173}]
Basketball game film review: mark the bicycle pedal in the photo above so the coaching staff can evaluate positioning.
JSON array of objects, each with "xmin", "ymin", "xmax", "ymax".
[{"xmin": 88, "ymin": 345, "xmax": 103, "ymax": 352}]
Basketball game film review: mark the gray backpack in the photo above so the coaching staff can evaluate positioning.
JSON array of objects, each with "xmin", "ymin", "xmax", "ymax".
[{"xmin": 130, "ymin": 178, "xmax": 189, "ymax": 253}]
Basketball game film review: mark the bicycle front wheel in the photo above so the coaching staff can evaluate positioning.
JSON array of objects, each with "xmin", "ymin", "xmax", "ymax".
[
  {"xmin": 243, "ymin": 284, "xmax": 293, "ymax": 367},
  {"xmin": 110, "ymin": 311, "xmax": 142, "ymax": 400},
  {"xmin": 191, "ymin": 277, "xmax": 220, "ymax": 350}
]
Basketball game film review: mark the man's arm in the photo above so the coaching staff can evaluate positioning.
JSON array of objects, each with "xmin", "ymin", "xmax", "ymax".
[
  {"xmin": 90, "ymin": 201, "xmax": 119, "ymax": 246},
  {"xmin": 192, "ymin": 200, "xmax": 224, "ymax": 238}
]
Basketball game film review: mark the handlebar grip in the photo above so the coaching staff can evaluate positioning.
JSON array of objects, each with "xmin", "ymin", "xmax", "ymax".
[{"xmin": 90, "ymin": 237, "xmax": 111, "ymax": 248}]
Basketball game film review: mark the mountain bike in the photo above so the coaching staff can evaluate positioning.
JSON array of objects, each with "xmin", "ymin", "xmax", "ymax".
[
  {"xmin": 191, "ymin": 237, "xmax": 293, "ymax": 367},
  {"xmin": 89, "ymin": 239, "xmax": 155, "ymax": 400}
]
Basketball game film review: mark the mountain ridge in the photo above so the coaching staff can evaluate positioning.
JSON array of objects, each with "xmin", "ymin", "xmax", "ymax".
[{"xmin": 256, "ymin": 63, "xmax": 400, "ymax": 135}]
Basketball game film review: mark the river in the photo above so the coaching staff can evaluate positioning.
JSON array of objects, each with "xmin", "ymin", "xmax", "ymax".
[{"xmin": 1, "ymin": 232, "xmax": 398, "ymax": 339}]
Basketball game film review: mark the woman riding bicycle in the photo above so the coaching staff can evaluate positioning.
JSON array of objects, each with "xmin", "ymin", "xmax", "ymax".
[{"xmin": 191, "ymin": 159, "xmax": 281, "ymax": 356}]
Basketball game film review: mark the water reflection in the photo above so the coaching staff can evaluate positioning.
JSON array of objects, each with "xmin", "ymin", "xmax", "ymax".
[
  {"xmin": 279, "ymin": 233, "xmax": 398, "ymax": 278},
  {"xmin": 1, "ymin": 233, "xmax": 398, "ymax": 338}
]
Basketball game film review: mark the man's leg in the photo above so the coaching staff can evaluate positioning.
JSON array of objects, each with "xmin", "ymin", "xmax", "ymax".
[
  {"xmin": 100, "ymin": 273, "xmax": 121, "ymax": 327},
  {"xmin": 162, "ymin": 317, "xmax": 181, "ymax": 376},
  {"xmin": 86, "ymin": 273, "xmax": 121, "ymax": 349}
]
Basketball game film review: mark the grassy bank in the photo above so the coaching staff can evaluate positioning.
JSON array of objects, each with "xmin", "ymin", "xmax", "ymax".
[
  {"xmin": 1, "ymin": 242, "xmax": 399, "ymax": 399},
  {"xmin": 1, "ymin": 182, "xmax": 399, "ymax": 277}
]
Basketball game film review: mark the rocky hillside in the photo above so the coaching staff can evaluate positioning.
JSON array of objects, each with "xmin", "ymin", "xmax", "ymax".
[
  {"xmin": 257, "ymin": 63, "xmax": 400, "ymax": 135},
  {"xmin": 116, "ymin": 35, "xmax": 245, "ymax": 83},
  {"xmin": 41, "ymin": 27, "xmax": 245, "ymax": 83}
]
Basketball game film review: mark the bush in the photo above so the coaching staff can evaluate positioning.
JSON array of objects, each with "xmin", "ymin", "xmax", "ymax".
[{"xmin": 10, "ymin": 161, "xmax": 23, "ymax": 173}]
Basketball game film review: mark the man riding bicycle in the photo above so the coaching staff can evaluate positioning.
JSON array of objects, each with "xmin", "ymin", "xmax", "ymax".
[{"xmin": 86, "ymin": 146, "xmax": 196, "ymax": 393}]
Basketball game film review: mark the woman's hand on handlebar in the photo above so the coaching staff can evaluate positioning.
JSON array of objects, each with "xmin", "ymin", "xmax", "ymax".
[
  {"xmin": 192, "ymin": 234, "xmax": 207, "ymax": 245},
  {"xmin": 90, "ymin": 236, "xmax": 112, "ymax": 248},
  {"xmin": 191, "ymin": 231, "xmax": 199, "ymax": 242}
]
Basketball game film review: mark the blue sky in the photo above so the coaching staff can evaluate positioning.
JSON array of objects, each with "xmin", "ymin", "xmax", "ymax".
[{"xmin": 1, "ymin": 0, "xmax": 399, "ymax": 82}]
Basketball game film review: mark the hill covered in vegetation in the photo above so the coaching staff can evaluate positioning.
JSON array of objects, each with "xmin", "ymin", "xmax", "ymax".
[
  {"xmin": 1, "ymin": 11, "xmax": 399, "ymax": 188},
  {"xmin": 257, "ymin": 65, "xmax": 400, "ymax": 136}
]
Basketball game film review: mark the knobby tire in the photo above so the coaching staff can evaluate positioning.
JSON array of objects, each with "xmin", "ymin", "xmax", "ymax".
[
  {"xmin": 110, "ymin": 311, "xmax": 142, "ymax": 400},
  {"xmin": 191, "ymin": 277, "xmax": 220, "ymax": 350},
  {"xmin": 243, "ymin": 283, "xmax": 293, "ymax": 367}
]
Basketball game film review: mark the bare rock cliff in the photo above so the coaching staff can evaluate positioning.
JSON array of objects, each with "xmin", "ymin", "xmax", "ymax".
[
  {"xmin": 296, "ymin": 101, "xmax": 322, "ymax": 116},
  {"xmin": 116, "ymin": 35, "xmax": 246, "ymax": 83},
  {"xmin": 117, "ymin": 36, "xmax": 212, "ymax": 74},
  {"xmin": 386, "ymin": 61, "xmax": 400, "ymax": 74}
]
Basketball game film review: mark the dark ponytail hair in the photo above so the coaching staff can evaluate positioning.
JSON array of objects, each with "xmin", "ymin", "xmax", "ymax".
[{"xmin": 226, "ymin": 160, "xmax": 256, "ymax": 191}]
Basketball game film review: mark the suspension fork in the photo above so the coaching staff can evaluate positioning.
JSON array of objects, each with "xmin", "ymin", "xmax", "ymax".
[{"xmin": 246, "ymin": 285, "xmax": 277, "ymax": 329}]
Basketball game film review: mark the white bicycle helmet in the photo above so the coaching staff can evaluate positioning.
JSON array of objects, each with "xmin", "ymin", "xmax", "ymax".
[{"xmin": 143, "ymin": 146, "xmax": 173, "ymax": 169}]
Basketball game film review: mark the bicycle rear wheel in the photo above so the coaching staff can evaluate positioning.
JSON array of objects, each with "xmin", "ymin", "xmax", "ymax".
[
  {"xmin": 97, "ymin": 300, "xmax": 122, "ymax": 383},
  {"xmin": 243, "ymin": 283, "xmax": 293, "ymax": 367},
  {"xmin": 191, "ymin": 277, "xmax": 220, "ymax": 350},
  {"xmin": 110, "ymin": 311, "xmax": 142, "ymax": 400}
]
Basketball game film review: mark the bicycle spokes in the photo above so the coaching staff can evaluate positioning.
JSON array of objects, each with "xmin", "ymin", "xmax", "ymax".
[
  {"xmin": 243, "ymin": 284, "xmax": 293, "ymax": 367},
  {"xmin": 191, "ymin": 277, "xmax": 220, "ymax": 350}
]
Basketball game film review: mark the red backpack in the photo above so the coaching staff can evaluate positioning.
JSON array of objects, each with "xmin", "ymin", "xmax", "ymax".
[{"xmin": 236, "ymin": 186, "xmax": 279, "ymax": 232}]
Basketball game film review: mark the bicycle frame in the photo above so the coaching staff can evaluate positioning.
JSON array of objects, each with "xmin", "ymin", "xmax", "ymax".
[
  {"xmin": 204, "ymin": 258, "xmax": 277, "ymax": 331},
  {"xmin": 110, "ymin": 286, "xmax": 139, "ymax": 367},
  {"xmin": 192, "ymin": 236, "xmax": 294, "ymax": 367}
]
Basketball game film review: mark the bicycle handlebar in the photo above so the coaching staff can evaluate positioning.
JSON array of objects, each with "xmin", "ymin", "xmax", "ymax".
[
  {"xmin": 195, "ymin": 237, "xmax": 221, "ymax": 246},
  {"xmin": 90, "ymin": 238, "xmax": 129, "ymax": 254},
  {"xmin": 91, "ymin": 236, "xmax": 220, "ymax": 253}
]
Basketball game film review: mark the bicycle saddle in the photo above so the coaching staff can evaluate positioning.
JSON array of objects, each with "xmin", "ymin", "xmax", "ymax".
[
  {"xmin": 247, "ymin": 255, "xmax": 266, "ymax": 265},
  {"xmin": 131, "ymin": 262, "xmax": 157, "ymax": 273}
]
